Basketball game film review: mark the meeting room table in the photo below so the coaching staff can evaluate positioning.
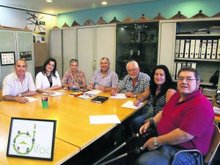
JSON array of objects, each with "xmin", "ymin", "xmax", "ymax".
[{"xmin": 0, "ymin": 89, "xmax": 143, "ymax": 164}]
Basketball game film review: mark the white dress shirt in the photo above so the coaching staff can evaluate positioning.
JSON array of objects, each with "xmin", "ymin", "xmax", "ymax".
[{"xmin": 2, "ymin": 72, "xmax": 36, "ymax": 96}]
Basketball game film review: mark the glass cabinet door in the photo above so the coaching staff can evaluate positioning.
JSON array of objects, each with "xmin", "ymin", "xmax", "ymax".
[{"xmin": 116, "ymin": 22, "xmax": 159, "ymax": 79}]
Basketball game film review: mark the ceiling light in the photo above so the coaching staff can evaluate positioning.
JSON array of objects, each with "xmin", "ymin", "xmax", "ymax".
[
  {"xmin": 46, "ymin": 0, "xmax": 53, "ymax": 3},
  {"xmin": 101, "ymin": 1, "xmax": 108, "ymax": 6}
]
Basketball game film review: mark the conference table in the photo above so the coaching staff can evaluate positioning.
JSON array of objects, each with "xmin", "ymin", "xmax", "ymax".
[{"xmin": 0, "ymin": 90, "xmax": 143, "ymax": 164}]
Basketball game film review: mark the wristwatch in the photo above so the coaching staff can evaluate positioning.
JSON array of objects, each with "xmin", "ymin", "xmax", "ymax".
[{"xmin": 153, "ymin": 137, "xmax": 159, "ymax": 147}]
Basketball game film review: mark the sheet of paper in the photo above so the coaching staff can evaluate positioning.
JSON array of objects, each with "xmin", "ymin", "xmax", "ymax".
[
  {"xmin": 42, "ymin": 91, "xmax": 64, "ymax": 97},
  {"xmin": 110, "ymin": 93, "xmax": 126, "ymax": 99},
  {"xmin": 214, "ymin": 106, "xmax": 220, "ymax": 115},
  {"xmin": 89, "ymin": 115, "xmax": 121, "ymax": 124},
  {"xmin": 121, "ymin": 100, "xmax": 143, "ymax": 109},
  {"xmin": 25, "ymin": 97, "xmax": 38, "ymax": 103},
  {"xmin": 78, "ymin": 94, "xmax": 91, "ymax": 99},
  {"xmin": 85, "ymin": 90, "xmax": 102, "ymax": 96}
]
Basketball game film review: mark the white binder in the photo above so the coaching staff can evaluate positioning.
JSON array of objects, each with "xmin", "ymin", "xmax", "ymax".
[
  {"xmin": 191, "ymin": 62, "xmax": 197, "ymax": 69},
  {"xmin": 206, "ymin": 40, "xmax": 212, "ymax": 59},
  {"xmin": 175, "ymin": 62, "xmax": 182, "ymax": 79},
  {"xmin": 211, "ymin": 39, "xmax": 218, "ymax": 59},
  {"xmin": 175, "ymin": 39, "xmax": 180, "ymax": 58},
  {"xmin": 184, "ymin": 39, "xmax": 190, "ymax": 58},
  {"xmin": 200, "ymin": 39, "xmax": 207, "ymax": 59},
  {"xmin": 186, "ymin": 62, "xmax": 192, "ymax": 68},
  {"xmin": 179, "ymin": 39, "xmax": 185, "ymax": 58},
  {"xmin": 217, "ymin": 39, "xmax": 220, "ymax": 60},
  {"xmin": 194, "ymin": 39, "xmax": 200, "ymax": 58},
  {"xmin": 189, "ymin": 39, "xmax": 195, "ymax": 58}
]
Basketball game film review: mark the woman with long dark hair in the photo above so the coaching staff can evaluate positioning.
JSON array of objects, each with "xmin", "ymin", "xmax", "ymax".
[
  {"xmin": 132, "ymin": 65, "xmax": 176, "ymax": 131},
  {"xmin": 35, "ymin": 58, "xmax": 61, "ymax": 94}
]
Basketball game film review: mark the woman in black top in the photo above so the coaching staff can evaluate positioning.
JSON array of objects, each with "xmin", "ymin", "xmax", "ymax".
[{"xmin": 132, "ymin": 65, "xmax": 176, "ymax": 132}]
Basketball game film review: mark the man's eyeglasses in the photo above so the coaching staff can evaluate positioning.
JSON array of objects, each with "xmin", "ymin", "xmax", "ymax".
[{"xmin": 177, "ymin": 77, "xmax": 197, "ymax": 82}]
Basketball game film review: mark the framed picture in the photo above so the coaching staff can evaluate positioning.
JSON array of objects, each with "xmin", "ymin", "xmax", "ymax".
[
  {"xmin": 6, "ymin": 118, "xmax": 56, "ymax": 161},
  {"xmin": 20, "ymin": 51, "xmax": 32, "ymax": 61},
  {"xmin": 0, "ymin": 52, "xmax": 15, "ymax": 66}
]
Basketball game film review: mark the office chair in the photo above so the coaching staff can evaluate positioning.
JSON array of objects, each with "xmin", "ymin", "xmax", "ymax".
[{"xmin": 172, "ymin": 123, "xmax": 220, "ymax": 165}]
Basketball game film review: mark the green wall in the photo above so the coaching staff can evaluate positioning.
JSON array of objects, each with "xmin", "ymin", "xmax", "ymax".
[{"xmin": 58, "ymin": 0, "xmax": 220, "ymax": 27}]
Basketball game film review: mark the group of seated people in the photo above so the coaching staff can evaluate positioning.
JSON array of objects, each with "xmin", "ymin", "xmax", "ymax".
[{"xmin": 1, "ymin": 57, "xmax": 215, "ymax": 165}]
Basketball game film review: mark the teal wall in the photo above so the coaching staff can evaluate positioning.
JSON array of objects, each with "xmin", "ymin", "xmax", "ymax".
[{"xmin": 58, "ymin": 0, "xmax": 220, "ymax": 27}]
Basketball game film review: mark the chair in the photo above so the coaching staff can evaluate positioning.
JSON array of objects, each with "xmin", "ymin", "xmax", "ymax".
[
  {"xmin": 204, "ymin": 124, "xmax": 220, "ymax": 165},
  {"xmin": 172, "ymin": 123, "xmax": 220, "ymax": 165}
]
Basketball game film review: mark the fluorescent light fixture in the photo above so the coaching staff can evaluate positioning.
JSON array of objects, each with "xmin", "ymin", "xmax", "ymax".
[
  {"xmin": 46, "ymin": 0, "xmax": 53, "ymax": 3},
  {"xmin": 101, "ymin": 1, "xmax": 108, "ymax": 6}
]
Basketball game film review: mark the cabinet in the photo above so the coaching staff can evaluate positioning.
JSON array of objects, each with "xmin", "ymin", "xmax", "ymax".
[
  {"xmin": 50, "ymin": 27, "xmax": 77, "ymax": 77},
  {"xmin": 50, "ymin": 29, "xmax": 62, "ymax": 75},
  {"xmin": 50, "ymin": 24, "xmax": 115, "ymax": 82},
  {"xmin": 77, "ymin": 24, "xmax": 116, "ymax": 81},
  {"xmin": 116, "ymin": 22, "xmax": 159, "ymax": 79},
  {"xmin": 0, "ymin": 30, "xmax": 34, "ymax": 88},
  {"xmin": 159, "ymin": 18, "xmax": 220, "ymax": 88}
]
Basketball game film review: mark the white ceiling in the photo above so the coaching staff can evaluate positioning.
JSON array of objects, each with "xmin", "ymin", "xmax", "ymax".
[{"xmin": 0, "ymin": 0, "xmax": 157, "ymax": 15}]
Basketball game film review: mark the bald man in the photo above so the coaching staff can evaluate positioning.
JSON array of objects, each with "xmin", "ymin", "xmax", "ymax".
[{"xmin": 2, "ymin": 59, "xmax": 36, "ymax": 103}]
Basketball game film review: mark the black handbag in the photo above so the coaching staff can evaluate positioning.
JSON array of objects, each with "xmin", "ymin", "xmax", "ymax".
[{"xmin": 209, "ymin": 70, "xmax": 219, "ymax": 85}]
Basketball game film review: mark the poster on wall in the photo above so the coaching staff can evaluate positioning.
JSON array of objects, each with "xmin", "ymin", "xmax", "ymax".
[
  {"xmin": 6, "ymin": 118, "xmax": 56, "ymax": 160},
  {"xmin": 26, "ymin": 12, "xmax": 46, "ymax": 43},
  {"xmin": 20, "ymin": 51, "xmax": 32, "ymax": 61},
  {"xmin": 0, "ymin": 52, "xmax": 15, "ymax": 66}
]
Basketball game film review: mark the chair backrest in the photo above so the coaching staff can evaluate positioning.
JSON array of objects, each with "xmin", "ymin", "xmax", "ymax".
[{"xmin": 204, "ymin": 124, "xmax": 220, "ymax": 165}]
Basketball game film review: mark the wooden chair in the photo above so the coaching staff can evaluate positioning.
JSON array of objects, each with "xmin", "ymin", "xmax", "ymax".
[{"xmin": 172, "ymin": 123, "xmax": 220, "ymax": 165}]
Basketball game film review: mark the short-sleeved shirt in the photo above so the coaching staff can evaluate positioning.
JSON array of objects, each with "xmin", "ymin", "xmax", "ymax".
[
  {"xmin": 35, "ymin": 71, "xmax": 61, "ymax": 89},
  {"xmin": 118, "ymin": 72, "xmax": 150, "ymax": 93},
  {"xmin": 157, "ymin": 90, "xmax": 214, "ymax": 155},
  {"xmin": 91, "ymin": 70, "xmax": 118, "ymax": 88},
  {"xmin": 62, "ymin": 70, "xmax": 86, "ymax": 88},
  {"xmin": 2, "ymin": 72, "xmax": 36, "ymax": 96}
]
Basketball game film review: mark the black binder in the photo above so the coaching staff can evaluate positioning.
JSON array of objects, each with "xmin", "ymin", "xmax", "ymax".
[{"xmin": 91, "ymin": 96, "xmax": 109, "ymax": 104}]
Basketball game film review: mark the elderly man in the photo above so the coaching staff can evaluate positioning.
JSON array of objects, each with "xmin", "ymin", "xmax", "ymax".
[
  {"xmin": 111, "ymin": 60, "xmax": 150, "ymax": 98},
  {"xmin": 136, "ymin": 67, "xmax": 214, "ymax": 165},
  {"xmin": 2, "ymin": 59, "xmax": 36, "ymax": 103},
  {"xmin": 88, "ymin": 57, "xmax": 118, "ymax": 92}
]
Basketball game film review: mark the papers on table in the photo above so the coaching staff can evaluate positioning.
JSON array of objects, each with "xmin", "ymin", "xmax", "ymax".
[
  {"xmin": 24, "ymin": 97, "xmax": 38, "ymax": 103},
  {"xmin": 214, "ymin": 106, "xmax": 220, "ymax": 115},
  {"xmin": 121, "ymin": 100, "xmax": 143, "ymax": 109},
  {"xmin": 42, "ymin": 91, "xmax": 64, "ymax": 97},
  {"xmin": 89, "ymin": 115, "xmax": 121, "ymax": 124},
  {"xmin": 78, "ymin": 94, "xmax": 92, "ymax": 99},
  {"xmin": 110, "ymin": 94, "xmax": 126, "ymax": 99},
  {"xmin": 84, "ymin": 90, "xmax": 102, "ymax": 96}
]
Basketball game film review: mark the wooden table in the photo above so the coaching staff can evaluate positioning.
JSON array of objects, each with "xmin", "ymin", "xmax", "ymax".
[
  {"xmin": 0, "ymin": 90, "xmax": 142, "ymax": 164},
  {"xmin": 0, "ymin": 113, "xmax": 79, "ymax": 165}
]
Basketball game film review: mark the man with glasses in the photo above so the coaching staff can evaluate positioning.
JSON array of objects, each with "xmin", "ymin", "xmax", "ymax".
[
  {"xmin": 111, "ymin": 60, "xmax": 150, "ymax": 98},
  {"xmin": 135, "ymin": 67, "xmax": 214, "ymax": 165}
]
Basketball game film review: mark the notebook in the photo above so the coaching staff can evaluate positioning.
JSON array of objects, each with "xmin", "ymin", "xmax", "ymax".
[{"xmin": 91, "ymin": 96, "xmax": 109, "ymax": 104}]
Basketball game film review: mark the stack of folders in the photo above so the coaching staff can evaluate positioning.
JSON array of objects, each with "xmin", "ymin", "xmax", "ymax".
[
  {"xmin": 175, "ymin": 38, "xmax": 220, "ymax": 60},
  {"xmin": 174, "ymin": 62, "xmax": 197, "ymax": 80}
]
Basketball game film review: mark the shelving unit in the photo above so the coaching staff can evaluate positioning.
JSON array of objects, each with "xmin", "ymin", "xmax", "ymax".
[
  {"xmin": 158, "ymin": 18, "xmax": 220, "ymax": 89},
  {"xmin": 116, "ymin": 22, "xmax": 159, "ymax": 79}
]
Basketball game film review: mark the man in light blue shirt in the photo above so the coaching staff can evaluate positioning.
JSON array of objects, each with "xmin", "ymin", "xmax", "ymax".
[{"xmin": 88, "ymin": 57, "xmax": 118, "ymax": 92}]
